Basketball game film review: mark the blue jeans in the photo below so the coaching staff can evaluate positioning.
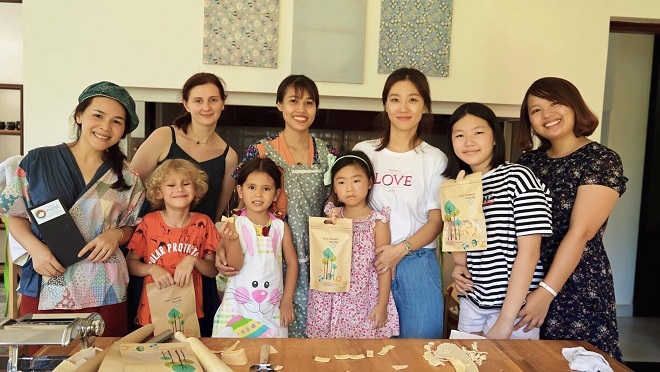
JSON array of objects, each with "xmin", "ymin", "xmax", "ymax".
[{"xmin": 391, "ymin": 248, "xmax": 444, "ymax": 338}]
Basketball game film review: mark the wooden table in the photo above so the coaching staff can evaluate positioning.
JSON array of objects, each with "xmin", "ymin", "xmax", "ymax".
[{"xmin": 36, "ymin": 337, "xmax": 632, "ymax": 371}]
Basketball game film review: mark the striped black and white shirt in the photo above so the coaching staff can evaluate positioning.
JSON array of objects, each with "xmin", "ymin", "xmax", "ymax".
[{"xmin": 465, "ymin": 162, "xmax": 552, "ymax": 309}]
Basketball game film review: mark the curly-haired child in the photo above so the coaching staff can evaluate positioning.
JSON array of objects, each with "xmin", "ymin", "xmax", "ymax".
[{"xmin": 126, "ymin": 159, "xmax": 220, "ymax": 328}]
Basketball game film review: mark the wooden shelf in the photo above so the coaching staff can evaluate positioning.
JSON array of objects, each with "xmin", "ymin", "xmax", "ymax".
[
  {"xmin": 0, "ymin": 83, "xmax": 24, "ymax": 154},
  {"xmin": 0, "ymin": 129, "xmax": 21, "ymax": 135}
]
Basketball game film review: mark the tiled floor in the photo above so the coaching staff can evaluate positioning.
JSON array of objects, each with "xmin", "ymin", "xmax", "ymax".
[{"xmin": 618, "ymin": 316, "xmax": 660, "ymax": 363}]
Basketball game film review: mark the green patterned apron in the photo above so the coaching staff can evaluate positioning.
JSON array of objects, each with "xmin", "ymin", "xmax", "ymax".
[{"xmin": 263, "ymin": 138, "xmax": 330, "ymax": 337}]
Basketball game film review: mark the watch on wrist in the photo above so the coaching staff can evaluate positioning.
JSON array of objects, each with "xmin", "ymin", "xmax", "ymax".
[{"xmin": 402, "ymin": 239, "xmax": 413, "ymax": 255}]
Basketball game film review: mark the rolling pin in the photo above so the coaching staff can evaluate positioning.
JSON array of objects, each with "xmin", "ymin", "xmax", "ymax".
[
  {"xmin": 174, "ymin": 331, "xmax": 233, "ymax": 371},
  {"xmin": 73, "ymin": 324, "xmax": 154, "ymax": 372}
]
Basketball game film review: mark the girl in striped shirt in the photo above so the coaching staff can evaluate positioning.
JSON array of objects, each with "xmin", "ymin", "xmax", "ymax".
[{"xmin": 443, "ymin": 102, "xmax": 552, "ymax": 339}]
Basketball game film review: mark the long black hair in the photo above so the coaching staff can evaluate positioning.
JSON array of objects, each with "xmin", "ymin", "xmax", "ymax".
[
  {"xmin": 328, "ymin": 150, "xmax": 375, "ymax": 207},
  {"xmin": 276, "ymin": 75, "xmax": 320, "ymax": 108},
  {"xmin": 73, "ymin": 97, "xmax": 130, "ymax": 191},
  {"xmin": 443, "ymin": 102, "xmax": 505, "ymax": 178},
  {"xmin": 374, "ymin": 67, "xmax": 433, "ymax": 151},
  {"xmin": 236, "ymin": 157, "xmax": 282, "ymax": 189}
]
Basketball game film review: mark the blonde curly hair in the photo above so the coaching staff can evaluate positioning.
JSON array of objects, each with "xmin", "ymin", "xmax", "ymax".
[{"xmin": 145, "ymin": 159, "xmax": 209, "ymax": 210}]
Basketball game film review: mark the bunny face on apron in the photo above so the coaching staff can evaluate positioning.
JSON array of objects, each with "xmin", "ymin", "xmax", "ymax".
[{"xmin": 263, "ymin": 137, "xmax": 331, "ymax": 337}]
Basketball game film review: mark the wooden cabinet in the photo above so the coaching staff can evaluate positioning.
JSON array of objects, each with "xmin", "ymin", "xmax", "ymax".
[{"xmin": 0, "ymin": 83, "xmax": 24, "ymax": 155}]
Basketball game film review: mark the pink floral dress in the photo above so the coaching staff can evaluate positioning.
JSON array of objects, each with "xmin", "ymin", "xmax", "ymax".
[{"xmin": 305, "ymin": 205, "xmax": 399, "ymax": 338}]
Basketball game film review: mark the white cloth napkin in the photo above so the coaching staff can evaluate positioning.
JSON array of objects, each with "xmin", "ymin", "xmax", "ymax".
[{"xmin": 562, "ymin": 346, "xmax": 614, "ymax": 372}]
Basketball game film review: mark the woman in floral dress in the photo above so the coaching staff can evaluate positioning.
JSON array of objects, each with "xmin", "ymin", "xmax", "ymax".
[{"xmin": 515, "ymin": 77, "xmax": 628, "ymax": 362}]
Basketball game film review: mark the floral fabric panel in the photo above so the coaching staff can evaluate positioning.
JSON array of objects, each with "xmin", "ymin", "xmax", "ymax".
[
  {"xmin": 203, "ymin": 0, "xmax": 279, "ymax": 68},
  {"xmin": 378, "ymin": 0, "xmax": 453, "ymax": 77}
]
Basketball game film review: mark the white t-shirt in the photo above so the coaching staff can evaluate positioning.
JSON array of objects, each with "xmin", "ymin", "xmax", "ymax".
[{"xmin": 353, "ymin": 139, "xmax": 448, "ymax": 249}]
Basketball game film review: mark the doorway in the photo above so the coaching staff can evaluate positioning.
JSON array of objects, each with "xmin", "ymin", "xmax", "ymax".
[
  {"xmin": 633, "ymin": 34, "xmax": 660, "ymax": 317},
  {"xmin": 607, "ymin": 21, "xmax": 660, "ymax": 317}
]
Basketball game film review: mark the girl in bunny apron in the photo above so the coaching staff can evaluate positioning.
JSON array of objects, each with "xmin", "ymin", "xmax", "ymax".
[{"xmin": 212, "ymin": 158, "xmax": 298, "ymax": 338}]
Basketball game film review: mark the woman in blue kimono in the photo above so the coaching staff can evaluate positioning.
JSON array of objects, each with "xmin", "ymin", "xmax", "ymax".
[{"xmin": 0, "ymin": 81, "xmax": 145, "ymax": 336}]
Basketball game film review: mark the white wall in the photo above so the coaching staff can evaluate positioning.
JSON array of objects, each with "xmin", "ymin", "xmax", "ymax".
[
  {"xmin": 602, "ymin": 33, "xmax": 654, "ymax": 317},
  {"xmin": 0, "ymin": 3, "xmax": 23, "ymax": 162},
  {"xmin": 12, "ymin": 0, "xmax": 660, "ymax": 314},
  {"xmin": 0, "ymin": 3, "xmax": 22, "ymax": 84},
  {"xmin": 20, "ymin": 0, "xmax": 660, "ymax": 151}
]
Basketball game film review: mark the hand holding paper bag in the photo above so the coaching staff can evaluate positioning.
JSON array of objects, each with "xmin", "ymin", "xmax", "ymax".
[
  {"xmin": 309, "ymin": 217, "xmax": 353, "ymax": 293},
  {"xmin": 440, "ymin": 172, "xmax": 488, "ymax": 252},
  {"xmin": 146, "ymin": 281, "xmax": 200, "ymax": 338}
]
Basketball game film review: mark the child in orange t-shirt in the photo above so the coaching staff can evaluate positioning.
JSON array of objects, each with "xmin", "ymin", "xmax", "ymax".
[{"xmin": 127, "ymin": 159, "xmax": 220, "ymax": 326}]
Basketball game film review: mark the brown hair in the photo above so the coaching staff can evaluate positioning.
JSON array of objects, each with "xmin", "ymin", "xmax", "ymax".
[
  {"xmin": 516, "ymin": 77, "xmax": 599, "ymax": 151},
  {"xmin": 145, "ymin": 159, "xmax": 209, "ymax": 210},
  {"xmin": 173, "ymin": 72, "xmax": 227, "ymax": 133},
  {"xmin": 374, "ymin": 67, "xmax": 433, "ymax": 151}
]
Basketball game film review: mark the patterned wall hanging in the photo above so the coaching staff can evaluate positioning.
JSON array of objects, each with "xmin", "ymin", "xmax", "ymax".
[
  {"xmin": 204, "ymin": 0, "xmax": 279, "ymax": 68},
  {"xmin": 378, "ymin": 0, "xmax": 453, "ymax": 77}
]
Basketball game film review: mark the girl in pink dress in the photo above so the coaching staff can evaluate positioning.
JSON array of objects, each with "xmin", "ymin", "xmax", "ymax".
[{"xmin": 306, "ymin": 151, "xmax": 399, "ymax": 338}]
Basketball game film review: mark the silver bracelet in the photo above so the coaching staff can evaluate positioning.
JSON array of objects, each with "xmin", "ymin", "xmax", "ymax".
[{"xmin": 539, "ymin": 281, "xmax": 558, "ymax": 297}]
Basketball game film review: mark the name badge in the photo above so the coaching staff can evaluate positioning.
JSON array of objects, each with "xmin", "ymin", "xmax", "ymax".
[{"xmin": 31, "ymin": 199, "xmax": 66, "ymax": 224}]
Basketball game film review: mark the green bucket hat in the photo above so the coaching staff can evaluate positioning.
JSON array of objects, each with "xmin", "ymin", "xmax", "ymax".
[{"xmin": 78, "ymin": 81, "xmax": 139, "ymax": 133}]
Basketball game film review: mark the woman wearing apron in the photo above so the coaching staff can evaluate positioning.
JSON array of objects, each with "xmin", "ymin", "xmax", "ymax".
[{"xmin": 217, "ymin": 75, "xmax": 337, "ymax": 337}]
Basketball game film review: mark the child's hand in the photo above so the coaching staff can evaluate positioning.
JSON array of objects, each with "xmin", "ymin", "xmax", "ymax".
[
  {"xmin": 451, "ymin": 264, "xmax": 474, "ymax": 295},
  {"xmin": 279, "ymin": 301, "xmax": 295, "ymax": 327},
  {"xmin": 327, "ymin": 207, "xmax": 341, "ymax": 224},
  {"xmin": 149, "ymin": 265, "xmax": 175, "ymax": 289},
  {"xmin": 369, "ymin": 302, "xmax": 388, "ymax": 329},
  {"xmin": 174, "ymin": 255, "xmax": 196, "ymax": 287},
  {"xmin": 215, "ymin": 248, "xmax": 239, "ymax": 277},
  {"xmin": 218, "ymin": 220, "xmax": 239, "ymax": 241},
  {"xmin": 486, "ymin": 318, "xmax": 514, "ymax": 339}
]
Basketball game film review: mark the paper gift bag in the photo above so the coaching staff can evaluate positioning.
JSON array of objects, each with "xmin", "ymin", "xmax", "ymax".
[
  {"xmin": 440, "ymin": 172, "xmax": 488, "ymax": 252},
  {"xmin": 309, "ymin": 217, "xmax": 352, "ymax": 292},
  {"xmin": 119, "ymin": 342, "xmax": 201, "ymax": 372},
  {"xmin": 146, "ymin": 282, "xmax": 200, "ymax": 338}
]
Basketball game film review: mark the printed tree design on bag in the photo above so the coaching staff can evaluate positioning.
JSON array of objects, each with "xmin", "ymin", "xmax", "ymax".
[
  {"xmin": 160, "ymin": 349, "xmax": 196, "ymax": 372},
  {"xmin": 167, "ymin": 308, "xmax": 186, "ymax": 332},
  {"xmin": 443, "ymin": 200, "xmax": 462, "ymax": 241},
  {"xmin": 128, "ymin": 344, "xmax": 197, "ymax": 372},
  {"xmin": 322, "ymin": 247, "xmax": 337, "ymax": 280}
]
